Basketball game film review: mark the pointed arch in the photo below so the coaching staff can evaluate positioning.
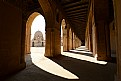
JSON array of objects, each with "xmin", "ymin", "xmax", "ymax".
[{"xmin": 38, "ymin": 0, "xmax": 54, "ymax": 28}]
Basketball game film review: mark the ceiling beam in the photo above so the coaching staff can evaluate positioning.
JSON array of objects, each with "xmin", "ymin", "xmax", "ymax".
[
  {"xmin": 69, "ymin": 19, "xmax": 87, "ymax": 22},
  {"xmin": 67, "ymin": 14, "xmax": 87, "ymax": 17},
  {"xmin": 64, "ymin": 2, "xmax": 89, "ymax": 9},
  {"xmin": 62, "ymin": 0, "xmax": 81, "ymax": 5},
  {"xmin": 69, "ymin": 17, "xmax": 87, "ymax": 20},
  {"xmin": 63, "ymin": 1, "xmax": 82, "ymax": 8},
  {"xmin": 70, "ymin": 19, "xmax": 87, "ymax": 22},
  {"xmin": 64, "ymin": 4, "xmax": 88, "ymax": 12},
  {"xmin": 68, "ymin": 16, "xmax": 87, "ymax": 19},
  {"xmin": 65, "ymin": 8, "xmax": 88, "ymax": 14},
  {"xmin": 67, "ymin": 12, "xmax": 87, "ymax": 16}
]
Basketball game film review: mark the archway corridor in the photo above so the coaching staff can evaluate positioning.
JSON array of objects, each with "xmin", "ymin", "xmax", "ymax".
[
  {"xmin": 1, "ymin": 0, "xmax": 120, "ymax": 81},
  {"xmin": 4, "ymin": 46, "xmax": 116, "ymax": 81}
]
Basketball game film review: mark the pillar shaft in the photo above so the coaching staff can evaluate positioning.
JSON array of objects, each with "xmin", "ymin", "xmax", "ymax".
[
  {"xmin": 26, "ymin": 28, "xmax": 31, "ymax": 54},
  {"xmin": 85, "ymin": 26, "xmax": 89, "ymax": 49},
  {"xmin": 89, "ymin": 19, "xmax": 93, "ymax": 52},
  {"xmin": 65, "ymin": 27, "xmax": 69, "ymax": 51},
  {"xmin": 69, "ymin": 29, "xmax": 73, "ymax": 50},
  {"xmin": 45, "ymin": 27, "xmax": 61, "ymax": 57},
  {"xmin": 96, "ymin": 21, "xmax": 111, "ymax": 60},
  {"xmin": 72, "ymin": 32, "xmax": 75, "ymax": 49},
  {"xmin": 63, "ymin": 24, "xmax": 70, "ymax": 51},
  {"xmin": 94, "ymin": 0, "xmax": 111, "ymax": 61},
  {"xmin": 63, "ymin": 26, "xmax": 68, "ymax": 51},
  {"xmin": 113, "ymin": 0, "xmax": 121, "ymax": 80}
]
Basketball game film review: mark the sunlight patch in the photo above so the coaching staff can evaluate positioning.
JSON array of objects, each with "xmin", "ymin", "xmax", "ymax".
[
  {"xmin": 31, "ymin": 52, "xmax": 79, "ymax": 79},
  {"xmin": 62, "ymin": 52, "xmax": 107, "ymax": 65}
]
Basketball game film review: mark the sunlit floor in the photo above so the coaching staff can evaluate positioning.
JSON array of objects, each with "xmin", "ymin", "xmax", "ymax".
[{"xmin": 4, "ymin": 46, "xmax": 116, "ymax": 81}]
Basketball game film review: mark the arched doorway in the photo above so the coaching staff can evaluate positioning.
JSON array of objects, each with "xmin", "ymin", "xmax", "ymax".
[
  {"xmin": 25, "ymin": 12, "xmax": 45, "ymax": 54},
  {"xmin": 25, "ymin": 12, "xmax": 40, "ymax": 54},
  {"xmin": 25, "ymin": 12, "xmax": 46, "ymax": 65}
]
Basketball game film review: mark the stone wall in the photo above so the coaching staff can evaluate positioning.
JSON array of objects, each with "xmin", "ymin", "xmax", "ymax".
[
  {"xmin": 113, "ymin": 0, "xmax": 121, "ymax": 80},
  {"xmin": 0, "ymin": 1, "xmax": 25, "ymax": 77}
]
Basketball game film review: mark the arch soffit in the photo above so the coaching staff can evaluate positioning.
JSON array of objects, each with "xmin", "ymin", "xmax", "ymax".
[
  {"xmin": 38, "ymin": 0, "xmax": 54, "ymax": 26},
  {"xmin": 26, "ymin": 12, "xmax": 40, "ymax": 29}
]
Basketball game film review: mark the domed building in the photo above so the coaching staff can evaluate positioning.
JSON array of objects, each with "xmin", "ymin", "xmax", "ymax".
[{"xmin": 31, "ymin": 30, "xmax": 45, "ymax": 47}]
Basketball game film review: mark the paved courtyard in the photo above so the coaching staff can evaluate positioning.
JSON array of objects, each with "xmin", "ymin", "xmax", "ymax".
[{"xmin": 4, "ymin": 46, "xmax": 116, "ymax": 81}]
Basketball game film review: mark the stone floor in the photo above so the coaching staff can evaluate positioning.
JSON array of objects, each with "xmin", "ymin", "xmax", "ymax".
[{"xmin": 3, "ymin": 46, "xmax": 116, "ymax": 81}]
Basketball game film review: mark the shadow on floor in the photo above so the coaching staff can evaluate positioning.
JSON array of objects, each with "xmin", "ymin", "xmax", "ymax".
[
  {"xmin": 3, "ymin": 55, "xmax": 79, "ymax": 81},
  {"xmin": 3, "ymin": 47, "xmax": 116, "ymax": 81},
  {"xmin": 50, "ymin": 55, "xmax": 116, "ymax": 81},
  {"xmin": 68, "ymin": 50, "xmax": 94, "ymax": 57}
]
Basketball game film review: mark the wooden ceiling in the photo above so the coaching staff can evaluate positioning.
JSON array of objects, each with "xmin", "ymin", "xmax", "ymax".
[{"xmin": 59, "ymin": 0, "xmax": 90, "ymax": 41}]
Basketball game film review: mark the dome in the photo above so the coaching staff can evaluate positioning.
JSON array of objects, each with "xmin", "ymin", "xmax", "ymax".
[
  {"xmin": 34, "ymin": 30, "xmax": 43, "ymax": 36},
  {"xmin": 33, "ymin": 30, "xmax": 44, "ymax": 40},
  {"xmin": 34, "ymin": 30, "xmax": 43, "ymax": 38}
]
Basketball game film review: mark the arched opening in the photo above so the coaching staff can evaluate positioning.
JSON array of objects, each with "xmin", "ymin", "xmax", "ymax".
[
  {"xmin": 25, "ymin": 12, "xmax": 46, "ymax": 65},
  {"xmin": 25, "ymin": 14, "xmax": 79, "ymax": 79},
  {"xmin": 61, "ymin": 19, "xmax": 67, "ymax": 52},
  {"xmin": 31, "ymin": 14, "xmax": 45, "ymax": 47}
]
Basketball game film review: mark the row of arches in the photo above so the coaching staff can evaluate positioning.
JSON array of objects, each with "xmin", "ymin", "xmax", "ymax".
[
  {"xmin": 25, "ymin": 12, "xmax": 81, "ymax": 55},
  {"xmin": 1, "ymin": 0, "xmax": 121, "ymax": 80}
]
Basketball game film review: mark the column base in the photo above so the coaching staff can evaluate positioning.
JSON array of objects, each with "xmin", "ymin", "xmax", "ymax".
[
  {"xmin": 44, "ymin": 53, "xmax": 62, "ymax": 58},
  {"xmin": 63, "ymin": 50, "xmax": 69, "ymax": 52},
  {"xmin": 97, "ymin": 56, "xmax": 112, "ymax": 61},
  {"xmin": 26, "ymin": 52, "xmax": 31, "ymax": 54}
]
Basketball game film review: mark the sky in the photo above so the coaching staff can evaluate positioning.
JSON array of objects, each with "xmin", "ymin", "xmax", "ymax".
[
  {"xmin": 31, "ymin": 15, "xmax": 63, "ymax": 40},
  {"xmin": 31, "ymin": 15, "xmax": 45, "ymax": 40}
]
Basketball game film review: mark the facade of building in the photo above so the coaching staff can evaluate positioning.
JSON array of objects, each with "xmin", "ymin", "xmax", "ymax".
[{"xmin": 31, "ymin": 31, "xmax": 45, "ymax": 47}]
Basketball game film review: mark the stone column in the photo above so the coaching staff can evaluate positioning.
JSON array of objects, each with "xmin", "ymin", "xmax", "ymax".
[
  {"xmin": 92, "ymin": 23, "xmax": 97, "ymax": 56},
  {"xmin": 76, "ymin": 36, "xmax": 78, "ymax": 48},
  {"xmin": 85, "ymin": 26, "xmax": 89, "ymax": 49},
  {"xmin": 88, "ymin": 19, "xmax": 93, "ymax": 52},
  {"xmin": 67, "ymin": 24, "xmax": 70, "ymax": 51},
  {"xmin": 26, "ymin": 27, "xmax": 31, "ymax": 54},
  {"xmin": 69, "ymin": 28, "xmax": 73, "ymax": 50},
  {"xmin": 85, "ymin": 21, "xmax": 92, "ymax": 51},
  {"xmin": 77, "ymin": 38, "xmax": 81, "ymax": 47},
  {"xmin": 62, "ymin": 24, "xmax": 70, "ymax": 51},
  {"xmin": 63, "ymin": 26, "xmax": 68, "ymax": 51},
  {"xmin": 96, "ymin": 21, "xmax": 111, "ymax": 60},
  {"xmin": 94, "ymin": 0, "xmax": 111, "ymax": 61},
  {"xmin": 75, "ymin": 36, "xmax": 77, "ymax": 48},
  {"xmin": 113, "ymin": 0, "xmax": 121, "ymax": 80},
  {"xmin": 75, "ymin": 36, "xmax": 79, "ymax": 48},
  {"xmin": 25, "ymin": 12, "xmax": 40, "ymax": 54},
  {"xmin": 74, "ymin": 35, "xmax": 76, "ymax": 49},
  {"xmin": 45, "ymin": 27, "xmax": 61, "ymax": 57},
  {"xmin": 72, "ymin": 32, "xmax": 75, "ymax": 49}
]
